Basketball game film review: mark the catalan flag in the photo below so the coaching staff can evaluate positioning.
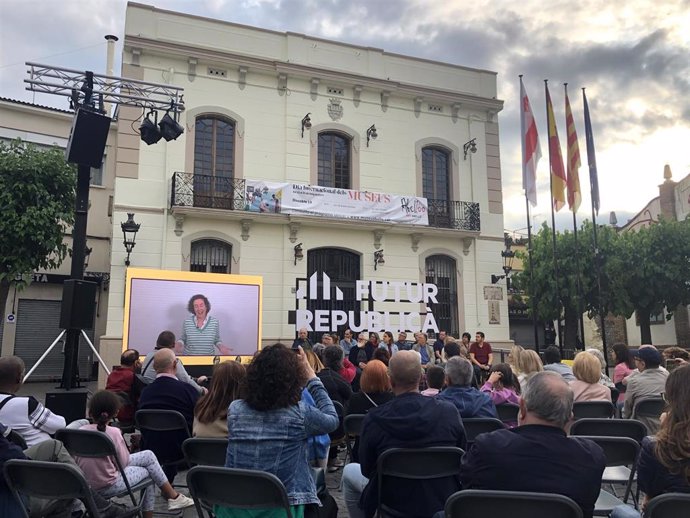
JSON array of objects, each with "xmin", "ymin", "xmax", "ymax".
[
  {"xmin": 565, "ymin": 86, "xmax": 582, "ymax": 213},
  {"xmin": 545, "ymin": 82, "xmax": 567, "ymax": 211},
  {"xmin": 520, "ymin": 77, "xmax": 542, "ymax": 207}
]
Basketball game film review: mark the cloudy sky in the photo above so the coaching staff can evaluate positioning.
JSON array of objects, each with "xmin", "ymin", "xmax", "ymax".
[{"xmin": 1, "ymin": 0, "xmax": 688, "ymax": 233}]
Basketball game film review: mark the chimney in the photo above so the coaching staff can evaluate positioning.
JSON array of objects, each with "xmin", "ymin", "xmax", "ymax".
[{"xmin": 104, "ymin": 35, "xmax": 119, "ymax": 116}]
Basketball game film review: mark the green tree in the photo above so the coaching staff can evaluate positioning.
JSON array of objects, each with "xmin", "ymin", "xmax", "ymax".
[
  {"xmin": 606, "ymin": 218, "xmax": 690, "ymax": 344},
  {"xmin": 512, "ymin": 221, "xmax": 618, "ymax": 348},
  {"xmin": 0, "ymin": 139, "xmax": 75, "ymax": 318}
]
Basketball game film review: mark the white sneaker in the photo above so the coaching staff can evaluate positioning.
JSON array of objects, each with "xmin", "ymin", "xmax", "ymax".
[{"xmin": 168, "ymin": 493, "xmax": 195, "ymax": 511}]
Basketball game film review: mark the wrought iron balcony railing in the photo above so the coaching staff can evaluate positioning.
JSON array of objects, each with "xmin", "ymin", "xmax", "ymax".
[
  {"xmin": 171, "ymin": 172, "xmax": 246, "ymax": 210},
  {"xmin": 427, "ymin": 198, "xmax": 481, "ymax": 231},
  {"xmin": 171, "ymin": 173, "xmax": 480, "ymax": 231}
]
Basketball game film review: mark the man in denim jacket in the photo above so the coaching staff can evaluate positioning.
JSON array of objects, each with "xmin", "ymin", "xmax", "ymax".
[{"xmin": 342, "ymin": 350, "xmax": 466, "ymax": 518}]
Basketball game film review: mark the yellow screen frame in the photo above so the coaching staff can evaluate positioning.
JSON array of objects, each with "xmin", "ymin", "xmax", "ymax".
[{"xmin": 122, "ymin": 267, "xmax": 263, "ymax": 365}]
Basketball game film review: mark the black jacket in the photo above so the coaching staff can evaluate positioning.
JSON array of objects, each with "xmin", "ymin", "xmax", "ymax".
[
  {"xmin": 459, "ymin": 424, "xmax": 605, "ymax": 518},
  {"xmin": 348, "ymin": 343, "xmax": 375, "ymax": 366},
  {"xmin": 346, "ymin": 391, "xmax": 394, "ymax": 463},
  {"xmin": 359, "ymin": 392, "xmax": 466, "ymax": 517}
]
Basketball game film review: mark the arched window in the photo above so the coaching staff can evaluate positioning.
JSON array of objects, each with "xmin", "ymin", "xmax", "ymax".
[
  {"xmin": 422, "ymin": 146, "xmax": 450, "ymax": 201},
  {"xmin": 425, "ymin": 255, "xmax": 458, "ymax": 336},
  {"xmin": 190, "ymin": 239, "xmax": 232, "ymax": 273},
  {"xmin": 317, "ymin": 132, "xmax": 351, "ymax": 189}
]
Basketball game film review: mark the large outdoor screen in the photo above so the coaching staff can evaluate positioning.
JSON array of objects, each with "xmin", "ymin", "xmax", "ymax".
[{"xmin": 122, "ymin": 268, "xmax": 262, "ymax": 365}]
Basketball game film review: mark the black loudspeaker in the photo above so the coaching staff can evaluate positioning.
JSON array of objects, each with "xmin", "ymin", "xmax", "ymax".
[
  {"xmin": 60, "ymin": 280, "xmax": 97, "ymax": 330},
  {"xmin": 45, "ymin": 389, "xmax": 88, "ymax": 423},
  {"xmin": 65, "ymin": 108, "xmax": 111, "ymax": 168}
]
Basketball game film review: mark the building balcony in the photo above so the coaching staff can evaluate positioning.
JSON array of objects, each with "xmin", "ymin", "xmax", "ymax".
[{"xmin": 170, "ymin": 172, "xmax": 480, "ymax": 232}]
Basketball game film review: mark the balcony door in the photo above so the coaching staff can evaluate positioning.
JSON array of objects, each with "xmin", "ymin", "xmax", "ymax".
[
  {"xmin": 194, "ymin": 115, "xmax": 235, "ymax": 209},
  {"xmin": 422, "ymin": 146, "xmax": 452, "ymax": 227},
  {"xmin": 425, "ymin": 254, "xmax": 459, "ymax": 336}
]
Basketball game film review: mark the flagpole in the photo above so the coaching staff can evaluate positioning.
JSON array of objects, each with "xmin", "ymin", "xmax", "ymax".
[
  {"xmin": 582, "ymin": 87, "xmax": 609, "ymax": 371},
  {"xmin": 565, "ymin": 82, "xmax": 586, "ymax": 350},
  {"xmin": 525, "ymin": 194, "xmax": 540, "ymax": 352},
  {"xmin": 545, "ymin": 79, "xmax": 564, "ymax": 353}
]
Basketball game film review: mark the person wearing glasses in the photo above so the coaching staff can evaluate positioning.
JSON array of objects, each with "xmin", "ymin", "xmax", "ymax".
[{"xmin": 622, "ymin": 347, "xmax": 668, "ymax": 434}]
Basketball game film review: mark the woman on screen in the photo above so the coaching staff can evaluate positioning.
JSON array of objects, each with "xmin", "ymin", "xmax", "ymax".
[{"xmin": 177, "ymin": 294, "xmax": 232, "ymax": 356}]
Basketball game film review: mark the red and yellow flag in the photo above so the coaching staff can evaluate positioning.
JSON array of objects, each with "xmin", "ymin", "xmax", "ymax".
[
  {"xmin": 565, "ymin": 86, "xmax": 582, "ymax": 213},
  {"xmin": 546, "ymin": 83, "xmax": 567, "ymax": 211}
]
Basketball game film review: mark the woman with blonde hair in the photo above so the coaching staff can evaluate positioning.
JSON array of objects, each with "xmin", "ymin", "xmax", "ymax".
[
  {"xmin": 305, "ymin": 349, "xmax": 324, "ymax": 374},
  {"xmin": 507, "ymin": 345, "xmax": 524, "ymax": 375},
  {"xmin": 569, "ymin": 351, "xmax": 611, "ymax": 402},
  {"xmin": 516, "ymin": 349, "xmax": 542, "ymax": 386}
]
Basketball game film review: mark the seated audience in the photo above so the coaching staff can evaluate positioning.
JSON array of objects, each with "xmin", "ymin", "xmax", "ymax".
[
  {"xmin": 611, "ymin": 364, "xmax": 690, "ymax": 518},
  {"xmin": 421, "ymin": 365, "xmax": 445, "ymax": 397},
  {"xmin": 437, "ymin": 356, "xmax": 497, "ymax": 418},
  {"xmin": 138, "ymin": 349, "xmax": 200, "ymax": 482},
  {"xmin": 379, "ymin": 331, "xmax": 399, "ymax": 357},
  {"xmin": 292, "ymin": 327, "xmax": 313, "ymax": 351},
  {"xmin": 76, "ymin": 391, "xmax": 193, "ymax": 515},
  {"xmin": 339, "ymin": 329, "xmax": 356, "ymax": 355},
  {"xmin": 342, "ymin": 350, "xmax": 466, "ymax": 518},
  {"xmin": 622, "ymin": 344, "xmax": 668, "ymax": 386},
  {"xmin": 141, "ymin": 331, "xmax": 206, "ymax": 395},
  {"xmin": 318, "ymin": 346, "xmax": 353, "ymax": 471},
  {"xmin": 413, "ymin": 333, "xmax": 436, "ymax": 369},
  {"xmin": 469, "ymin": 331, "xmax": 493, "ymax": 382},
  {"xmin": 432, "ymin": 330, "xmax": 447, "ymax": 363},
  {"xmin": 542, "ymin": 345, "xmax": 575, "ymax": 381},
  {"xmin": 193, "ymin": 361, "xmax": 246, "ymax": 437},
  {"xmin": 586, "ymin": 348, "xmax": 615, "ymax": 388},
  {"xmin": 346, "ymin": 360, "xmax": 394, "ymax": 463},
  {"xmin": 516, "ymin": 349, "xmax": 543, "ymax": 386},
  {"xmin": 569, "ymin": 351, "xmax": 612, "ymax": 402},
  {"xmin": 105, "ymin": 349, "xmax": 141, "ymax": 425},
  {"xmin": 305, "ymin": 350, "xmax": 324, "ymax": 374},
  {"xmin": 459, "ymin": 371, "xmax": 606, "ymax": 518},
  {"xmin": 662, "ymin": 346, "xmax": 690, "ymax": 363},
  {"xmin": 0, "ymin": 356, "xmax": 65, "ymax": 447},
  {"xmin": 612, "ymin": 343, "xmax": 635, "ymax": 411},
  {"xmin": 219, "ymin": 344, "xmax": 338, "ymax": 517},
  {"xmin": 320, "ymin": 333, "xmax": 335, "ymax": 346},
  {"xmin": 507, "ymin": 344, "xmax": 524, "ymax": 376},
  {"xmin": 0, "ymin": 422, "xmax": 132, "ymax": 518},
  {"xmin": 623, "ymin": 346, "xmax": 668, "ymax": 434},
  {"xmin": 372, "ymin": 347, "xmax": 391, "ymax": 366},
  {"xmin": 394, "ymin": 331, "xmax": 412, "ymax": 352},
  {"xmin": 480, "ymin": 363, "xmax": 520, "ymax": 406},
  {"xmin": 339, "ymin": 357, "xmax": 357, "ymax": 384},
  {"xmin": 349, "ymin": 333, "xmax": 375, "ymax": 370}
]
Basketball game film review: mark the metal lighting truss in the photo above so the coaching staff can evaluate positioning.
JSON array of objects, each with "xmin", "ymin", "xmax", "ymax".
[{"xmin": 25, "ymin": 62, "xmax": 184, "ymax": 112}]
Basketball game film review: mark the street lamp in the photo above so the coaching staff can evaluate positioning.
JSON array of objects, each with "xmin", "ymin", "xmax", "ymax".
[{"xmin": 121, "ymin": 213, "xmax": 141, "ymax": 266}]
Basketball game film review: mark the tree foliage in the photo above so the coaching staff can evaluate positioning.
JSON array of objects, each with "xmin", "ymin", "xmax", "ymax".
[
  {"xmin": 513, "ymin": 217, "xmax": 690, "ymax": 346},
  {"xmin": 0, "ymin": 139, "xmax": 75, "ymax": 309}
]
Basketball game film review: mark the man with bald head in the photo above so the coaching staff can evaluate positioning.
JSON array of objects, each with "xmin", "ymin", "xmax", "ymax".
[
  {"xmin": 138, "ymin": 349, "xmax": 200, "ymax": 482},
  {"xmin": 459, "ymin": 371, "xmax": 606, "ymax": 518},
  {"xmin": 342, "ymin": 350, "xmax": 465, "ymax": 518}
]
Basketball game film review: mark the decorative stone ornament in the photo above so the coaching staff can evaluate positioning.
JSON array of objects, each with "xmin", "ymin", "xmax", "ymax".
[{"xmin": 327, "ymin": 98, "xmax": 343, "ymax": 121}]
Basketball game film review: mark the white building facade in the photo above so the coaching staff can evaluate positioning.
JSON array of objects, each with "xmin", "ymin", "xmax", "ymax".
[{"xmin": 101, "ymin": 2, "xmax": 509, "ymax": 369}]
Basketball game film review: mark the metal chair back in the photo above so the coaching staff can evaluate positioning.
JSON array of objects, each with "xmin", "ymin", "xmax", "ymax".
[
  {"xmin": 444, "ymin": 489, "xmax": 583, "ymax": 518},
  {"xmin": 187, "ymin": 465, "xmax": 292, "ymax": 518},
  {"xmin": 644, "ymin": 492, "xmax": 690, "ymax": 518},
  {"xmin": 462, "ymin": 418, "xmax": 504, "ymax": 444},
  {"xmin": 632, "ymin": 397, "xmax": 665, "ymax": 419},
  {"xmin": 572, "ymin": 401, "xmax": 614, "ymax": 420},
  {"xmin": 495, "ymin": 403, "xmax": 519, "ymax": 423},
  {"xmin": 570, "ymin": 418, "xmax": 647, "ymax": 443},
  {"xmin": 182, "ymin": 437, "xmax": 228, "ymax": 467}
]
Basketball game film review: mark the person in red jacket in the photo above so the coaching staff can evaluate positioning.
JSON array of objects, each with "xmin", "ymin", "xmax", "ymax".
[{"xmin": 105, "ymin": 349, "xmax": 141, "ymax": 424}]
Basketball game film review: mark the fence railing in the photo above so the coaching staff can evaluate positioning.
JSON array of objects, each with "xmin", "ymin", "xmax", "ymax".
[{"xmin": 171, "ymin": 173, "xmax": 481, "ymax": 232}]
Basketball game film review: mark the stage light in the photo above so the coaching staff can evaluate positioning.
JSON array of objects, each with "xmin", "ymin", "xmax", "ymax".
[
  {"xmin": 158, "ymin": 111, "xmax": 184, "ymax": 141},
  {"xmin": 140, "ymin": 111, "xmax": 162, "ymax": 145}
]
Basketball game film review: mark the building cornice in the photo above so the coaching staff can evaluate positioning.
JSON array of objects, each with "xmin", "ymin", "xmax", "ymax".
[{"xmin": 124, "ymin": 35, "xmax": 504, "ymax": 112}]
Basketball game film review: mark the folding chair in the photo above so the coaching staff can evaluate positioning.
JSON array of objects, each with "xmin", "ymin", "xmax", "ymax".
[
  {"xmin": 3, "ymin": 459, "xmax": 111, "ymax": 518},
  {"xmin": 377, "ymin": 447, "xmax": 464, "ymax": 518},
  {"xmin": 632, "ymin": 397, "xmax": 665, "ymax": 420},
  {"xmin": 187, "ymin": 465, "xmax": 292, "ymax": 518},
  {"xmin": 576, "ymin": 436, "xmax": 640, "ymax": 516},
  {"xmin": 461, "ymin": 418, "xmax": 504, "ymax": 445},
  {"xmin": 643, "ymin": 492, "xmax": 690, "ymax": 518},
  {"xmin": 572, "ymin": 401, "xmax": 614, "ymax": 420},
  {"xmin": 444, "ymin": 489, "xmax": 583, "ymax": 518},
  {"xmin": 56, "ymin": 428, "xmax": 153, "ymax": 517},
  {"xmin": 135, "ymin": 409, "xmax": 191, "ymax": 487},
  {"xmin": 343, "ymin": 414, "xmax": 366, "ymax": 463},
  {"xmin": 570, "ymin": 419, "xmax": 647, "ymax": 507},
  {"xmin": 182, "ymin": 437, "xmax": 228, "ymax": 467},
  {"xmin": 495, "ymin": 403, "xmax": 519, "ymax": 424}
]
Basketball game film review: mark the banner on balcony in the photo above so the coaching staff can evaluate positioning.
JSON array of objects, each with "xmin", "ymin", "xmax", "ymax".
[{"xmin": 243, "ymin": 180, "xmax": 429, "ymax": 226}]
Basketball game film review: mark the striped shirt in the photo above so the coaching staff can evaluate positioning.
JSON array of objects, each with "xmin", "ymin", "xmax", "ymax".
[{"xmin": 180, "ymin": 315, "xmax": 221, "ymax": 355}]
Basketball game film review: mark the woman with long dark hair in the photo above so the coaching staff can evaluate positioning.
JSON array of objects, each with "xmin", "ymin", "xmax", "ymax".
[
  {"xmin": 217, "ymin": 344, "xmax": 338, "ymax": 517},
  {"xmin": 611, "ymin": 364, "xmax": 690, "ymax": 517},
  {"xmin": 611, "ymin": 343, "xmax": 635, "ymax": 411},
  {"xmin": 193, "ymin": 361, "xmax": 246, "ymax": 437}
]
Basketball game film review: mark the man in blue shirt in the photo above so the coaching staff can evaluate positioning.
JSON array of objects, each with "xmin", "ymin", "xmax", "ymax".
[
  {"xmin": 395, "ymin": 331, "xmax": 412, "ymax": 351},
  {"xmin": 437, "ymin": 356, "xmax": 497, "ymax": 418}
]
